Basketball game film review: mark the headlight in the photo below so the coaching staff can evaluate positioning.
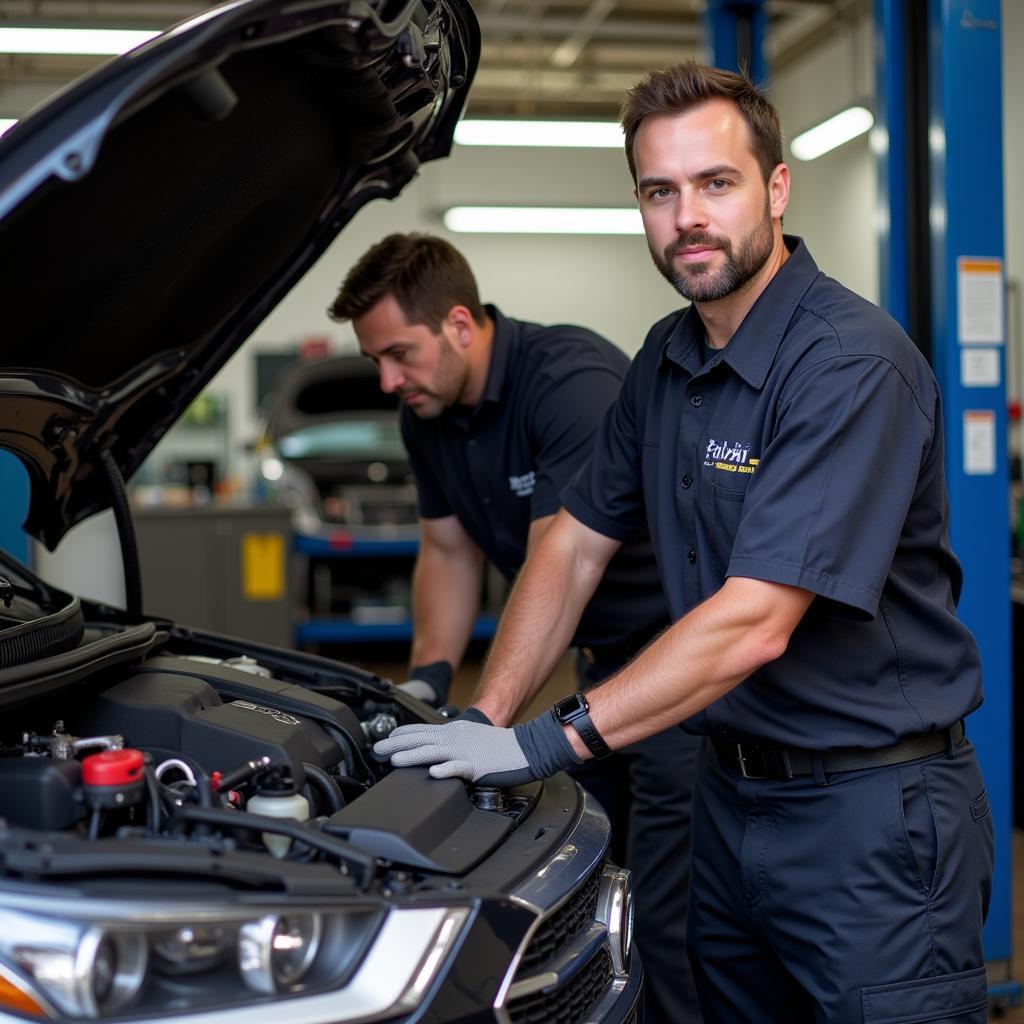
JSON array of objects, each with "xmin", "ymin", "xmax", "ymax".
[
  {"xmin": 0, "ymin": 901, "xmax": 470, "ymax": 1021},
  {"xmin": 596, "ymin": 866, "xmax": 634, "ymax": 975},
  {"xmin": 12, "ymin": 925, "xmax": 146, "ymax": 1019},
  {"xmin": 239, "ymin": 913, "xmax": 322, "ymax": 993}
]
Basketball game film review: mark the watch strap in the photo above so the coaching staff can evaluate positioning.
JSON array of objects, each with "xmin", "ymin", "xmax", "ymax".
[{"xmin": 552, "ymin": 698, "xmax": 612, "ymax": 760}]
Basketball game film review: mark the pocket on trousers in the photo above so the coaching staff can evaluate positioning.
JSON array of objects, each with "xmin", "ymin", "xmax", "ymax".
[
  {"xmin": 897, "ymin": 765, "xmax": 939, "ymax": 896},
  {"xmin": 970, "ymin": 788, "xmax": 990, "ymax": 822},
  {"xmin": 860, "ymin": 966, "xmax": 988, "ymax": 1023}
]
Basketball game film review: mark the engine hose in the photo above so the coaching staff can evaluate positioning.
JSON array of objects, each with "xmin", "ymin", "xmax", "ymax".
[
  {"xmin": 143, "ymin": 766, "xmax": 162, "ymax": 833},
  {"xmin": 99, "ymin": 449, "xmax": 143, "ymax": 622},
  {"xmin": 302, "ymin": 762, "xmax": 345, "ymax": 815},
  {"xmin": 155, "ymin": 753, "xmax": 213, "ymax": 808}
]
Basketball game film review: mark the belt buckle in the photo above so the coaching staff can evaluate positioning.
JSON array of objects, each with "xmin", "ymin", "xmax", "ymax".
[{"xmin": 735, "ymin": 743, "xmax": 767, "ymax": 780}]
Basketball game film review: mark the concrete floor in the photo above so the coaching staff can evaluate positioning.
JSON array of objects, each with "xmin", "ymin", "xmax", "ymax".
[{"xmin": 373, "ymin": 656, "xmax": 1024, "ymax": 1018}]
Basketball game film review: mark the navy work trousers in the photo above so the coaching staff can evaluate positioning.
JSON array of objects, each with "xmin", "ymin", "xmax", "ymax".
[
  {"xmin": 688, "ymin": 737, "xmax": 994, "ymax": 1023},
  {"xmin": 574, "ymin": 654, "xmax": 703, "ymax": 1024}
]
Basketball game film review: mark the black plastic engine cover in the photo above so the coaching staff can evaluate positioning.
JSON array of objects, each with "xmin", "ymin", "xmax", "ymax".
[
  {"xmin": 325, "ymin": 768, "xmax": 514, "ymax": 873},
  {"xmin": 74, "ymin": 673, "xmax": 343, "ymax": 777},
  {"xmin": 0, "ymin": 758, "xmax": 85, "ymax": 830}
]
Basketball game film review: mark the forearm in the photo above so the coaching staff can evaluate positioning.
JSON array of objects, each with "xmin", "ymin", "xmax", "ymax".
[
  {"xmin": 473, "ymin": 513, "xmax": 612, "ymax": 725},
  {"xmin": 565, "ymin": 577, "xmax": 814, "ymax": 755},
  {"xmin": 409, "ymin": 544, "xmax": 484, "ymax": 670}
]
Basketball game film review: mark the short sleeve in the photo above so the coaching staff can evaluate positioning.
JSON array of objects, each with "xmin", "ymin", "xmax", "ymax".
[
  {"xmin": 727, "ymin": 355, "xmax": 935, "ymax": 617},
  {"xmin": 400, "ymin": 409, "xmax": 453, "ymax": 520},
  {"xmin": 527, "ymin": 367, "xmax": 626, "ymax": 520},
  {"xmin": 561, "ymin": 351, "xmax": 648, "ymax": 542}
]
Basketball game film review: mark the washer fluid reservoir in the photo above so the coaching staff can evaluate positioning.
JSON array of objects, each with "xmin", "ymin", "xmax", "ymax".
[{"xmin": 247, "ymin": 766, "xmax": 309, "ymax": 858}]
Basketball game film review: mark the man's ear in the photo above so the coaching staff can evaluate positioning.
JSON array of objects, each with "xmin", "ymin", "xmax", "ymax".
[
  {"xmin": 446, "ymin": 305, "xmax": 477, "ymax": 349},
  {"xmin": 768, "ymin": 162, "xmax": 790, "ymax": 220}
]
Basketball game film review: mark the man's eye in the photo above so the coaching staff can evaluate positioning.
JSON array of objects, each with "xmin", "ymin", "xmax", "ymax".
[
  {"xmin": 707, "ymin": 179, "xmax": 730, "ymax": 192},
  {"xmin": 647, "ymin": 187, "xmax": 672, "ymax": 201}
]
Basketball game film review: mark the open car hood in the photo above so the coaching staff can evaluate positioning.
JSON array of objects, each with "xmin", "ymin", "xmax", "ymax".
[{"xmin": 0, "ymin": 0, "xmax": 478, "ymax": 549}]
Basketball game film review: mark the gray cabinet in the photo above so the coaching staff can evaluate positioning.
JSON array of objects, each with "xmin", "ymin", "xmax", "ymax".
[{"xmin": 135, "ymin": 506, "xmax": 293, "ymax": 648}]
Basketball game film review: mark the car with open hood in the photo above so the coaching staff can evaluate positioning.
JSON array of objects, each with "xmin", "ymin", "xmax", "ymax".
[{"xmin": 0, "ymin": 2, "xmax": 643, "ymax": 1022}]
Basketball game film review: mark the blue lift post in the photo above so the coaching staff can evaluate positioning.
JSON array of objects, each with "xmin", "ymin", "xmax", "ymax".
[
  {"xmin": 878, "ymin": 0, "xmax": 1016, "ymax": 1005},
  {"xmin": 705, "ymin": 0, "xmax": 766, "ymax": 84},
  {"xmin": 929, "ymin": 0, "xmax": 1016, "ymax": 1003}
]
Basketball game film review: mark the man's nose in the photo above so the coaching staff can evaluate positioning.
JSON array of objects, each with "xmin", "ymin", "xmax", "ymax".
[
  {"xmin": 378, "ymin": 363, "xmax": 404, "ymax": 394},
  {"xmin": 675, "ymin": 190, "xmax": 708, "ymax": 233}
]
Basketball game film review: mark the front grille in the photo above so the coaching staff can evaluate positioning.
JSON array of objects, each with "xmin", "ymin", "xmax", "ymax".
[
  {"xmin": 518, "ymin": 866, "xmax": 601, "ymax": 973},
  {"xmin": 506, "ymin": 947, "xmax": 613, "ymax": 1024}
]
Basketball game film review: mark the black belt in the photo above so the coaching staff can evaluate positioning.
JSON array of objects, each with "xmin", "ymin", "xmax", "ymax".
[{"xmin": 711, "ymin": 721, "xmax": 965, "ymax": 780}]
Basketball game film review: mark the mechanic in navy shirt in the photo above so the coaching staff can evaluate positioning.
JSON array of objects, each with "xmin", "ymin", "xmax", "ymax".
[
  {"xmin": 329, "ymin": 233, "xmax": 702, "ymax": 1024},
  {"xmin": 373, "ymin": 65, "xmax": 994, "ymax": 1023}
]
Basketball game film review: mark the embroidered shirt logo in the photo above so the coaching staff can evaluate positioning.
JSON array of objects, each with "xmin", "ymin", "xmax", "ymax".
[
  {"xmin": 704, "ymin": 439, "xmax": 759, "ymax": 476},
  {"xmin": 509, "ymin": 471, "xmax": 536, "ymax": 497}
]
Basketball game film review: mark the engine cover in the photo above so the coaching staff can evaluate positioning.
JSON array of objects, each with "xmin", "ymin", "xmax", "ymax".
[{"xmin": 75, "ymin": 672, "xmax": 343, "ymax": 777}]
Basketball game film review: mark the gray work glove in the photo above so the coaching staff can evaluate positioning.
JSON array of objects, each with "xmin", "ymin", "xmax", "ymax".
[
  {"xmin": 396, "ymin": 660, "xmax": 454, "ymax": 706},
  {"xmin": 374, "ymin": 710, "xmax": 582, "ymax": 788}
]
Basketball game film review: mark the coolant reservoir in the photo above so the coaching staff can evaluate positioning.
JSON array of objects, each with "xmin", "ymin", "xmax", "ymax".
[{"xmin": 247, "ymin": 769, "xmax": 309, "ymax": 858}]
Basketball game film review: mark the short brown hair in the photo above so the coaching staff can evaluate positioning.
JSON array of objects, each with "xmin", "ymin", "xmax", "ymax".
[
  {"xmin": 620, "ymin": 61, "xmax": 782, "ymax": 184},
  {"xmin": 329, "ymin": 233, "xmax": 486, "ymax": 331}
]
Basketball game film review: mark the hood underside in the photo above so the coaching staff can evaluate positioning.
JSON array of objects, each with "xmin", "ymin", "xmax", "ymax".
[{"xmin": 0, "ymin": 0, "xmax": 478, "ymax": 548}]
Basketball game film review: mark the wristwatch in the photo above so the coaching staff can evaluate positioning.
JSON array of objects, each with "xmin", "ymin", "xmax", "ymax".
[{"xmin": 552, "ymin": 692, "xmax": 612, "ymax": 760}]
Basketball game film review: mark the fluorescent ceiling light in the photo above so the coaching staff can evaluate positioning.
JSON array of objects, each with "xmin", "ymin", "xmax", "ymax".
[
  {"xmin": 0, "ymin": 119, "xmax": 15, "ymax": 137},
  {"xmin": 454, "ymin": 119, "xmax": 623, "ymax": 148},
  {"xmin": 444, "ymin": 206, "xmax": 643, "ymax": 235},
  {"xmin": 0, "ymin": 27, "xmax": 159, "ymax": 55},
  {"xmin": 790, "ymin": 106, "xmax": 874, "ymax": 161}
]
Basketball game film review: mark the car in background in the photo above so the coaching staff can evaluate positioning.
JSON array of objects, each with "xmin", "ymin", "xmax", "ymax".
[
  {"xmin": 261, "ymin": 355, "xmax": 419, "ymax": 539},
  {"xmin": 0, "ymin": 1, "xmax": 642, "ymax": 1022}
]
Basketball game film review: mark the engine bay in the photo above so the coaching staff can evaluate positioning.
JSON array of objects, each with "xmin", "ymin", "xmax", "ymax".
[{"xmin": 0, "ymin": 638, "xmax": 532, "ymax": 889}]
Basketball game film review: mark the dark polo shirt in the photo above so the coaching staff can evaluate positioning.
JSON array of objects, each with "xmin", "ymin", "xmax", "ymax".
[
  {"xmin": 563, "ymin": 237, "xmax": 983, "ymax": 748},
  {"xmin": 401, "ymin": 305, "xmax": 670, "ymax": 652}
]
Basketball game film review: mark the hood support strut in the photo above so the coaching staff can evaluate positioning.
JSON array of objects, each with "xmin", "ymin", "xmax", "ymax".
[{"xmin": 99, "ymin": 449, "xmax": 142, "ymax": 621}]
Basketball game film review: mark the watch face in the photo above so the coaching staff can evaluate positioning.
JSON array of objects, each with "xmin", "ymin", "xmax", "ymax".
[{"xmin": 554, "ymin": 693, "xmax": 587, "ymax": 720}]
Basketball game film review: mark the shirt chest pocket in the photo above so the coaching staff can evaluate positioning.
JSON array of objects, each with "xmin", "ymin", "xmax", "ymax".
[{"xmin": 701, "ymin": 431, "xmax": 759, "ymax": 502}]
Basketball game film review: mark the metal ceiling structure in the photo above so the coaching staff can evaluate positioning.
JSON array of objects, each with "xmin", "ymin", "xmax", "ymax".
[{"xmin": 0, "ymin": 0, "xmax": 867, "ymax": 118}]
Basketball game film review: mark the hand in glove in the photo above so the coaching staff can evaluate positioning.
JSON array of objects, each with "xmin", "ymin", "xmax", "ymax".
[
  {"xmin": 395, "ymin": 660, "xmax": 454, "ymax": 706},
  {"xmin": 373, "ymin": 709, "xmax": 582, "ymax": 788}
]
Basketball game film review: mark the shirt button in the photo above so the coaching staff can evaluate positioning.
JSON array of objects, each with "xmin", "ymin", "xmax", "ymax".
[
  {"xmin": 690, "ymin": 394, "xmax": 703, "ymax": 407},
  {"xmin": 468, "ymin": 439, "xmax": 477, "ymax": 448},
  {"xmin": 687, "ymin": 549, "xmax": 697, "ymax": 564},
  {"xmin": 482, "ymin": 497, "xmax": 492, "ymax": 506},
  {"xmin": 681, "ymin": 474, "xmax": 693, "ymax": 488}
]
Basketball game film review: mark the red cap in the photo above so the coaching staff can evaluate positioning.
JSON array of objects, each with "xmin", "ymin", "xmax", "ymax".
[{"xmin": 82, "ymin": 749, "xmax": 145, "ymax": 787}]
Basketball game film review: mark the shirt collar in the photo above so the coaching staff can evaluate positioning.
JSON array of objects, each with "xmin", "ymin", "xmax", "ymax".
[
  {"xmin": 664, "ymin": 236, "xmax": 820, "ymax": 389},
  {"xmin": 481, "ymin": 304, "xmax": 513, "ymax": 406}
]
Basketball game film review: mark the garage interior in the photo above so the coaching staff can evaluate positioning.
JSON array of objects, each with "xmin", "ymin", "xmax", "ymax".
[{"xmin": 1, "ymin": 0, "xmax": 1022, "ymax": 1016}]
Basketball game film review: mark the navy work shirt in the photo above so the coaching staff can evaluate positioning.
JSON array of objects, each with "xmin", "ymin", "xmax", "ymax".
[
  {"xmin": 563, "ymin": 238, "xmax": 983, "ymax": 748},
  {"xmin": 401, "ymin": 306, "xmax": 669, "ymax": 652}
]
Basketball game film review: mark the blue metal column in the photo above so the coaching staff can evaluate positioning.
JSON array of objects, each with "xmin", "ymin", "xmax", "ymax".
[
  {"xmin": 0, "ymin": 451, "xmax": 29, "ymax": 562},
  {"xmin": 927, "ymin": 0, "xmax": 1016, "ymax": 1001},
  {"xmin": 705, "ymin": 0, "xmax": 767, "ymax": 83}
]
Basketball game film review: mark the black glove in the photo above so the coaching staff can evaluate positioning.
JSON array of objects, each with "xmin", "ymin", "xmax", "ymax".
[
  {"xmin": 374, "ymin": 708, "xmax": 582, "ymax": 786},
  {"xmin": 396, "ymin": 660, "xmax": 454, "ymax": 706}
]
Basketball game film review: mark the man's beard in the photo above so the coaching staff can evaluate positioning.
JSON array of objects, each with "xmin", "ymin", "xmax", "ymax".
[
  {"xmin": 401, "ymin": 337, "xmax": 471, "ymax": 419},
  {"xmin": 650, "ymin": 200, "xmax": 774, "ymax": 303}
]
